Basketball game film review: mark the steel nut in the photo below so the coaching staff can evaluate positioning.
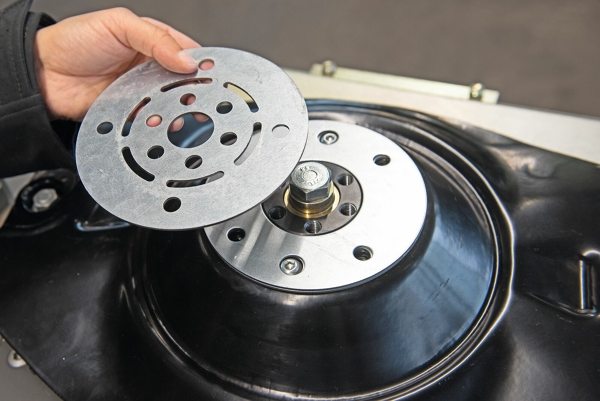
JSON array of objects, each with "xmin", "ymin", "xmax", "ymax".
[
  {"xmin": 289, "ymin": 162, "xmax": 331, "ymax": 202},
  {"xmin": 31, "ymin": 188, "xmax": 59, "ymax": 212}
]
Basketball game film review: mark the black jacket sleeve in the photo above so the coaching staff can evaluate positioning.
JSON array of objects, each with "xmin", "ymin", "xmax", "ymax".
[{"xmin": 0, "ymin": 0, "xmax": 75, "ymax": 178}]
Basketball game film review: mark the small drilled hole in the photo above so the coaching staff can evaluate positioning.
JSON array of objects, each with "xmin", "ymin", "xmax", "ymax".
[
  {"xmin": 216, "ymin": 101, "xmax": 233, "ymax": 114},
  {"xmin": 220, "ymin": 132, "xmax": 237, "ymax": 145},
  {"xmin": 163, "ymin": 197, "xmax": 181, "ymax": 212},
  {"xmin": 339, "ymin": 203, "xmax": 357, "ymax": 216},
  {"xmin": 97, "ymin": 122, "xmax": 113, "ymax": 134},
  {"xmin": 268, "ymin": 206, "xmax": 287, "ymax": 220},
  {"xmin": 272, "ymin": 124, "xmax": 290, "ymax": 138},
  {"xmin": 146, "ymin": 115, "xmax": 162, "ymax": 127},
  {"xmin": 353, "ymin": 246, "xmax": 373, "ymax": 261},
  {"xmin": 304, "ymin": 220, "xmax": 322, "ymax": 234},
  {"xmin": 227, "ymin": 228, "xmax": 245, "ymax": 242},
  {"xmin": 337, "ymin": 174, "xmax": 354, "ymax": 186},
  {"xmin": 199, "ymin": 59, "xmax": 214, "ymax": 70},
  {"xmin": 180, "ymin": 94, "xmax": 196, "ymax": 105},
  {"xmin": 374, "ymin": 155, "xmax": 390, "ymax": 166},
  {"xmin": 185, "ymin": 155, "xmax": 202, "ymax": 169},
  {"xmin": 147, "ymin": 146, "xmax": 164, "ymax": 159}
]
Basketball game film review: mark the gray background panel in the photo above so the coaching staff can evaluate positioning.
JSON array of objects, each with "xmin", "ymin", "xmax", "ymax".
[{"xmin": 1, "ymin": 0, "xmax": 598, "ymax": 117}]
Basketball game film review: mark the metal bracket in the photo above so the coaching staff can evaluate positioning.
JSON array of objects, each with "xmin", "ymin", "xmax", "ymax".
[{"xmin": 310, "ymin": 60, "xmax": 500, "ymax": 103}]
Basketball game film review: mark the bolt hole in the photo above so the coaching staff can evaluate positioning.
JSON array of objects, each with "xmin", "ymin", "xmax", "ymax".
[
  {"xmin": 373, "ymin": 155, "xmax": 390, "ymax": 166},
  {"xmin": 185, "ymin": 155, "xmax": 202, "ymax": 169},
  {"xmin": 180, "ymin": 93, "xmax": 196, "ymax": 105},
  {"xmin": 220, "ymin": 132, "xmax": 237, "ymax": 146},
  {"xmin": 318, "ymin": 131, "xmax": 338, "ymax": 144},
  {"xmin": 216, "ymin": 101, "xmax": 233, "ymax": 114},
  {"xmin": 268, "ymin": 206, "xmax": 287, "ymax": 220},
  {"xmin": 339, "ymin": 203, "xmax": 357, "ymax": 217},
  {"xmin": 147, "ymin": 146, "xmax": 164, "ymax": 159},
  {"xmin": 337, "ymin": 173, "xmax": 354, "ymax": 186},
  {"xmin": 199, "ymin": 59, "xmax": 214, "ymax": 70},
  {"xmin": 304, "ymin": 220, "xmax": 322, "ymax": 234},
  {"xmin": 97, "ymin": 122, "xmax": 113, "ymax": 134},
  {"xmin": 227, "ymin": 228, "xmax": 245, "ymax": 242},
  {"xmin": 272, "ymin": 124, "xmax": 290, "ymax": 138},
  {"xmin": 353, "ymin": 246, "xmax": 373, "ymax": 261},
  {"xmin": 146, "ymin": 115, "xmax": 162, "ymax": 127},
  {"xmin": 163, "ymin": 197, "xmax": 181, "ymax": 212}
]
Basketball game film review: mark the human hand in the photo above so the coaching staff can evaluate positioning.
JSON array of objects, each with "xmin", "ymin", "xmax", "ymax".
[{"xmin": 34, "ymin": 8, "xmax": 206, "ymax": 122}]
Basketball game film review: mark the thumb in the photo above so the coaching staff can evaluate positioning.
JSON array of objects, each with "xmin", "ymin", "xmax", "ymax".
[{"xmin": 107, "ymin": 8, "xmax": 198, "ymax": 74}]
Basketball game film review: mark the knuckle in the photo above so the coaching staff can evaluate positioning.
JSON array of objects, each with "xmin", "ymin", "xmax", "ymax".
[{"xmin": 109, "ymin": 7, "xmax": 134, "ymax": 17}]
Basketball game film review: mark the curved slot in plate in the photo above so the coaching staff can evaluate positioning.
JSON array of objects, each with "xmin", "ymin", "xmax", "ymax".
[
  {"xmin": 122, "ymin": 97, "xmax": 151, "ymax": 137},
  {"xmin": 224, "ymin": 82, "xmax": 259, "ymax": 112},
  {"xmin": 122, "ymin": 147, "xmax": 155, "ymax": 181},
  {"xmin": 161, "ymin": 78, "xmax": 213, "ymax": 92},
  {"xmin": 166, "ymin": 171, "xmax": 224, "ymax": 188},
  {"xmin": 235, "ymin": 123, "xmax": 262, "ymax": 165}
]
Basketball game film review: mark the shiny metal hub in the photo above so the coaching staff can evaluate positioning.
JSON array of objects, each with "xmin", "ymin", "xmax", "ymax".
[
  {"xmin": 76, "ymin": 48, "xmax": 308, "ymax": 230},
  {"xmin": 206, "ymin": 120, "xmax": 428, "ymax": 291},
  {"xmin": 263, "ymin": 161, "xmax": 361, "ymax": 235}
]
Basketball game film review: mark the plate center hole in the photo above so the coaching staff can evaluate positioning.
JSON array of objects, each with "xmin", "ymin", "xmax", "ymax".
[{"xmin": 167, "ymin": 113, "xmax": 214, "ymax": 148}]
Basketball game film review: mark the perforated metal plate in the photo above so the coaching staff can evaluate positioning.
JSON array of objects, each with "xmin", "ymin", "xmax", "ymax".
[
  {"xmin": 206, "ymin": 121, "xmax": 428, "ymax": 291},
  {"xmin": 76, "ymin": 48, "xmax": 308, "ymax": 230}
]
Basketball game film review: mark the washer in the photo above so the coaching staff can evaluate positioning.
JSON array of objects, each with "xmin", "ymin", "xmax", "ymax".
[{"xmin": 76, "ymin": 48, "xmax": 308, "ymax": 230}]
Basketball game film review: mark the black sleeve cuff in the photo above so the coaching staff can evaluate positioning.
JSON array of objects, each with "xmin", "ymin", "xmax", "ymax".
[{"xmin": 0, "ymin": 0, "xmax": 75, "ymax": 178}]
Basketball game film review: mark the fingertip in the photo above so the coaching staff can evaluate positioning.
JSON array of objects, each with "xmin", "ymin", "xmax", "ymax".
[
  {"xmin": 176, "ymin": 50, "xmax": 198, "ymax": 72},
  {"xmin": 169, "ymin": 117, "xmax": 184, "ymax": 132}
]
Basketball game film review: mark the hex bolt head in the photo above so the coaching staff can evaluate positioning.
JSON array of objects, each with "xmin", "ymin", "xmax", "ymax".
[
  {"xmin": 280, "ymin": 256, "xmax": 303, "ymax": 275},
  {"xmin": 289, "ymin": 162, "xmax": 332, "ymax": 202},
  {"xmin": 31, "ymin": 188, "xmax": 59, "ymax": 213}
]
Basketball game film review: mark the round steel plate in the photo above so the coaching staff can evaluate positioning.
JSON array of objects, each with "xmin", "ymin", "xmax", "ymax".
[
  {"xmin": 76, "ymin": 48, "xmax": 308, "ymax": 230},
  {"xmin": 206, "ymin": 121, "xmax": 428, "ymax": 291}
]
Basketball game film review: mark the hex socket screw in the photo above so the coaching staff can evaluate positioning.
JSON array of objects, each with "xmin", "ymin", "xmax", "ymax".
[{"xmin": 280, "ymin": 257, "xmax": 303, "ymax": 275}]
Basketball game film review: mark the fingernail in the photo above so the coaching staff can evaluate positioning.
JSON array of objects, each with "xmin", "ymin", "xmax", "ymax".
[{"xmin": 177, "ymin": 51, "xmax": 198, "ymax": 70}]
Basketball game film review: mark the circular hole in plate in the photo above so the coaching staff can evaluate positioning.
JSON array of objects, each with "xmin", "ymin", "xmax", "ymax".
[
  {"xmin": 146, "ymin": 115, "xmax": 162, "ymax": 127},
  {"xmin": 147, "ymin": 146, "xmax": 164, "ymax": 159},
  {"xmin": 304, "ymin": 220, "xmax": 322, "ymax": 234},
  {"xmin": 227, "ymin": 228, "xmax": 245, "ymax": 242},
  {"xmin": 337, "ymin": 173, "xmax": 354, "ymax": 186},
  {"xmin": 268, "ymin": 206, "xmax": 287, "ymax": 220},
  {"xmin": 185, "ymin": 155, "xmax": 202, "ymax": 169},
  {"xmin": 216, "ymin": 101, "xmax": 233, "ymax": 114},
  {"xmin": 272, "ymin": 124, "xmax": 290, "ymax": 138},
  {"xmin": 168, "ymin": 113, "xmax": 213, "ymax": 148},
  {"xmin": 97, "ymin": 122, "xmax": 113, "ymax": 134},
  {"xmin": 220, "ymin": 132, "xmax": 237, "ymax": 146},
  {"xmin": 199, "ymin": 59, "xmax": 214, "ymax": 70},
  {"xmin": 163, "ymin": 197, "xmax": 181, "ymax": 212},
  {"xmin": 180, "ymin": 94, "xmax": 196, "ymax": 105},
  {"xmin": 339, "ymin": 202, "xmax": 357, "ymax": 217},
  {"xmin": 373, "ymin": 155, "xmax": 391, "ymax": 166},
  {"xmin": 353, "ymin": 246, "xmax": 373, "ymax": 261}
]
